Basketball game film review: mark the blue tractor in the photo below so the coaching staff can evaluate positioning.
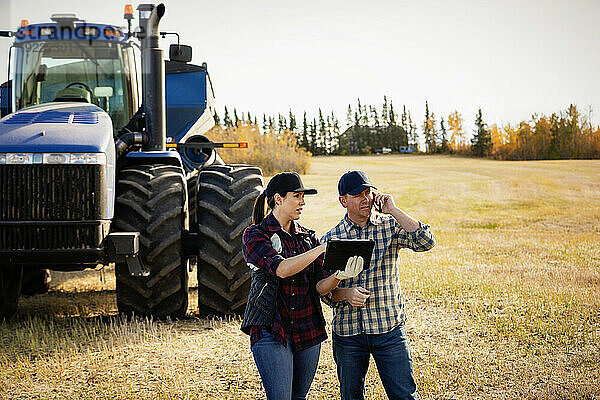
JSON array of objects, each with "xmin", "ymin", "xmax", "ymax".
[{"xmin": 0, "ymin": 4, "xmax": 263, "ymax": 319}]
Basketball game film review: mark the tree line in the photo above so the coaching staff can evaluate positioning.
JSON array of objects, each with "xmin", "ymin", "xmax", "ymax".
[{"xmin": 213, "ymin": 100, "xmax": 600, "ymax": 160}]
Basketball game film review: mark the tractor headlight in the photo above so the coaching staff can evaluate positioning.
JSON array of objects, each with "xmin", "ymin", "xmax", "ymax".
[
  {"xmin": 6, "ymin": 153, "xmax": 33, "ymax": 164},
  {"xmin": 40, "ymin": 27, "xmax": 56, "ymax": 36},
  {"xmin": 0, "ymin": 152, "xmax": 106, "ymax": 165},
  {"xmin": 70, "ymin": 153, "xmax": 106, "ymax": 164},
  {"xmin": 43, "ymin": 153, "xmax": 69, "ymax": 164}
]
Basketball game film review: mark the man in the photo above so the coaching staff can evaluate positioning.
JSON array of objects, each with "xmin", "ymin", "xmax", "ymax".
[{"xmin": 321, "ymin": 170, "xmax": 436, "ymax": 400}]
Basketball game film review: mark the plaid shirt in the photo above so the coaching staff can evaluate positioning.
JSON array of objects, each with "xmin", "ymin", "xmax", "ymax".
[
  {"xmin": 242, "ymin": 213, "xmax": 330, "ymax": 352},
  {"xmin": 321, "ymin": 213, "xmax": 435, "ymax": 336}
]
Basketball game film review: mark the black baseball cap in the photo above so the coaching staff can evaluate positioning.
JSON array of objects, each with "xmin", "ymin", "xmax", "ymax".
[
  {"xmin": 265, "ymin": 172, "xmax": 317, "ymax": 198},
  {"xmin": 338, "ymin": 170, "xmax": 377, "ymax": 196}
]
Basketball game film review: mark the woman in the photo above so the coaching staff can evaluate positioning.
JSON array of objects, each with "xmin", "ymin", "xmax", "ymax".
[{"xmin": 240, "ymin": 172, "xmax": 363, "ymax": 400}]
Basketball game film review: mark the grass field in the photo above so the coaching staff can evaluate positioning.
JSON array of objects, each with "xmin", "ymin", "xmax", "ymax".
[{"xmin": 1, "ymin": 155, "xmax": 599, "ymax": 399}]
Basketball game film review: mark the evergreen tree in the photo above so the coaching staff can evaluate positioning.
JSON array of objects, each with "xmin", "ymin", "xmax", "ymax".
[
  {"xmin": 388, "ymin": 100, "xmax": 398, "ymax": 149},
  {"xmin": 472, "ymin": 108, "xmax": 492, "ymax": 156},
  {"xmin": 423, "ymin": 101, "xmax": 434, "ymax": 153},
  {"xmin": 439, "ymin": 118, "xmax": 451, "ymax": 153},
  {"xmin": 346, "ymin": 104, "xmax": 354, "ymax": 129},
  {"xmin": 370, "ymin": 106, "xmax": 380, "ymax": 127},
  {"xmin": 353, "ymin": 111, "xmax": 362, "ymax": 154},
  {"xmin": 389, "ymin": 101, "xmax": 397, "ymax": 126},
  {"xmin": 213, "ymin": 109, "xmax": 220, "ymax": 126},
  {"xmin": 369, "ymin": 106, "xmax": 380, "ymax": 148},
  {"xmin": 566, "ymin": 104, "xmax": 579, "ymax": 157},
  {"xmin": 331, "ymin": 111, "xmax": 341, "ymax": 154},
  {"xmin": 233, "ymin": 108, "xmax": 239, "ymax": 127},
  {"xmin": 398, "ymin": 105, "xmax": 409, "ymax": 147},
  {"xmin": 223, "ymin": 106, "xmax": 232, "ymax": 127},
  {"xmin": 268, "ymin": 116, "xmax": 275, "ymax": 132},
  {"xmin": 315, "ymin": 110, "xmax": 326, "ymax": 154},
  {"xmin": 356, "ymin": 99, "xmax": 363, "ymax": 126},
  {"xmin": 549, "ymin": 113, "xmax": 560, "ymax": 159},
  {"xmin": 278, "ymin": 113, "xmax": 287, "ymax": 133},
  {"xmin": 262, "ymin": 114, "xmax": 268, "ymax": 132},
  {"xmin": 302, "ymin": 112, "xmax": 309, "ymax": 150},
  {"xmin": 326, "ymin": 114, "xmax": 333, "ymax": 154},
  {"xmin": 408, "ymin": 112, "xmax": 419, "ymax": 152},
  {"xmin": 428, "ymin": 112, "xmax": 438, "ymax": 153},
  {"xmin": 309, "ymin": 119, "xmax": 318, "ymax": 154},
  {"xmin": 317, "ymin": 109, "xmax": 327, "ymax": 154},
  {"xmin": 339, "ymin": 106, "xmax": 353, "ymax": 154},
  {"xmin": 361, "ymin": 103, "xmax": 369, "ymax": 127},
  {"xmin": 288, "ymin": 110, "xmax": 297, "ymax": 132},
  {"xmin": 382, "ymin": 96, "xmax": 389, "ymax": 127}
]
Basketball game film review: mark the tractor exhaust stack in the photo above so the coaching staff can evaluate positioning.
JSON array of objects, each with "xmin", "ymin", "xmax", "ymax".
[{"xmin": 138, "ymin": 3, "xmax": 166, "ymax": 151}]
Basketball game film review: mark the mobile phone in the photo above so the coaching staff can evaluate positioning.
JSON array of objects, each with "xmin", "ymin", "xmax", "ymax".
[{"xmin": 373, "ymin": 193, "xmax": 382, "ymax": 212}]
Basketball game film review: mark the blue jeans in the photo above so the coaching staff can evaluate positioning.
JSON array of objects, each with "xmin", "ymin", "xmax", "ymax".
[
  {"xmin": 333, "ymin": 325, "xmax": 417, "ymax": 400},
  {"xmin": 251, "ymin": 330, "xmax": 321, "ymax": 400}
]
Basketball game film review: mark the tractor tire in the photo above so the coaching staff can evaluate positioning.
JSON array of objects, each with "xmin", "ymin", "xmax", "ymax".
[
  {"xmin": 196, "ymin": 164, "xmax": 263, "ymax": 316},
  {"xmin": 113, "ymin": 164, "xmax": 188, "ymax": 319},
  {"xmin": 0, "ymin": 264, "xmax": 23, "ymax": 320},
  {"xmin": 21, "ymin": 268, "xmax": 51, "ymax": 296},
  {"xmin": 186, "ymin": 171, "xmax": 199, "ymax": 233}
]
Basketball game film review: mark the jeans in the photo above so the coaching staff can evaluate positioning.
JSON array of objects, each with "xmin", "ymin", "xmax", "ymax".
[
  {"xmin": 251, "ymin": 330, "xmax": 321, "ymax": 400},
  {"xmin": 333, "ymin": 324, "xmax": 417, "ymax": 400}
]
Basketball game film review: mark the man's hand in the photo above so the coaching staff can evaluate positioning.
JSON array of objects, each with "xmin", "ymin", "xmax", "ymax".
[
  {"xmin": 334, "ymin": 255, "xmax": 364, "ymax": 280},
  {"xmin": 344, "ymin": 286, "xmax": 371, "ymax": 307},
  {"xmin": 373, "ymin": 192, "xmax": 396, "ymax": 214},
  {"xmin": 373, "ymin": 191, "xmax": 421, "ymax": 232}
]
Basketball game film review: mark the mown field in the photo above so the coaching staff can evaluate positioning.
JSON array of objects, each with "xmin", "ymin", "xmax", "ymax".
[{"xmin": 1, "ymin": 155, "xmax": 599, "ymax": 399}]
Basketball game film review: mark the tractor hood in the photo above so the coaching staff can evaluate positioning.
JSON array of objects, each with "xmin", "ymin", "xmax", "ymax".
[{"xmin": 0, "ymin": 103, "xmax": 114, "ymax": 153}]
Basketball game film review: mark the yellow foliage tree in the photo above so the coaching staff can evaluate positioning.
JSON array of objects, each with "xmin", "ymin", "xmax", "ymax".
[
  {"xmin": 206, "ymin": 122, "xmax": 312, "ymax": 176},
  {"xmin": 490, "ymin": 124, "xmax": 503, "ymax": 146},
  {"xmin": 448, "ymin": 111, "xmax": 466, "ymax": 152},
  {"xmin": 489, "ymin": 124, "xmax": 505, "ymax": 158}
]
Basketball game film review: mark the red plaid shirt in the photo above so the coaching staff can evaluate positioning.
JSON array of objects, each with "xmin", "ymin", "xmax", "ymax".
[{"xmin": 242, "ymin": 213, "xmax": 330, "ymax": 352}]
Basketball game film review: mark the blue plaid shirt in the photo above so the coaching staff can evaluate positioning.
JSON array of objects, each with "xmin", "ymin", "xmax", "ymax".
[{"xmin": 321, "ymin": 213, "xmax": 435, "ymax": 336}]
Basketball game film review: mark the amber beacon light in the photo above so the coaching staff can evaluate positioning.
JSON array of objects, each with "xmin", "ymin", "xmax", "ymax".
[{"xmin": 124, "ymin": 4, "xmax": 134, "ymax": 20}]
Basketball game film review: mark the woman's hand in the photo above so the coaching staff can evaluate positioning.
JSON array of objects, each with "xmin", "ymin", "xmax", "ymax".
[
  {"xmin": 318, "ymin": 242, "xmax": 327, "ymax": 254},
  {"xmin": 270, "ymin": 234, "xmax": 282, "ymax": 253},
  {"xmin": 334, "ymin": 256, "xmax": 364, "ymax": 280},
  {"xmin": 276, "ymin": 241, "xmax": 327, "ymax": 278}
]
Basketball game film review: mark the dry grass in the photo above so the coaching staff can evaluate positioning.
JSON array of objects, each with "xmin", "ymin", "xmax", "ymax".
[{"xmin": 1, "ymin": 155, "xmax": 599, "ymax": 399}]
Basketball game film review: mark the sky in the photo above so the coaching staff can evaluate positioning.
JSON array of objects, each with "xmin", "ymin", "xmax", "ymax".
[{"xmin": 1, "ymin": 0, "xmax": 599, "ymax": 136}]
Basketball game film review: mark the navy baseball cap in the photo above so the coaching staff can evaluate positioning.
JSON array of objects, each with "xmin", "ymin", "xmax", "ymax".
[
  {"xmin": 265, "ymin": 172, "xmax": 317, "ymax": 198},
  {"xmin": 338, "ymin": 170, "xmax": 377, "ymax": 196}
]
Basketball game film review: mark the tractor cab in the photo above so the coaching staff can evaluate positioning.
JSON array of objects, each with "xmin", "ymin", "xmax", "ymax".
[{"xmin": 5, "ymin": 14, "xmax": 138, "ymax": 135}]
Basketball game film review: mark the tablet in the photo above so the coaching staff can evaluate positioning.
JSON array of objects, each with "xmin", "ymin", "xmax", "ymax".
[{"xmin": 322, "ymin": 239, "xmax": 375, "ymax": 271}]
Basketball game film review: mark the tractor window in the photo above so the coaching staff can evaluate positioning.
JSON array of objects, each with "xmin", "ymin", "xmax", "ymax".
[{"xmin": 13, "ymin": 40, "xmax": 135, "ymax": 135}]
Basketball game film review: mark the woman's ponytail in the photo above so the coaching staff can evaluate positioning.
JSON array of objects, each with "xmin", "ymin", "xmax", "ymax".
[
  {"xmin": 251, "ymin": 191, "xmax": 279, "ymax": 225},
  {"xmin": 252, "ymin": 191, "xmax": 267, "ymax": 225}
]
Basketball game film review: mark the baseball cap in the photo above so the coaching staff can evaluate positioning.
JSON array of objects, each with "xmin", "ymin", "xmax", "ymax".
[
  {"xmin": 338, "ymin": 170, "xmax": 377, "ymax": 196},
  {"xmin": 265, "ymin": 172, "xmax": 318, "ymax": 198}
]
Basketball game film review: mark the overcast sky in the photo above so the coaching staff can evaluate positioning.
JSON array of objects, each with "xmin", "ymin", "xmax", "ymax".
[{"xmin": 1, "ymin": 0, "xmax": 599, "ymax": 135}]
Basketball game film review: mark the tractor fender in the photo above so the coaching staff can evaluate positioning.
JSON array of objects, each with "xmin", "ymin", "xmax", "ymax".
[{"xmin": 121, "ymin": 150, "xmax": 184, "ymax": 170}]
